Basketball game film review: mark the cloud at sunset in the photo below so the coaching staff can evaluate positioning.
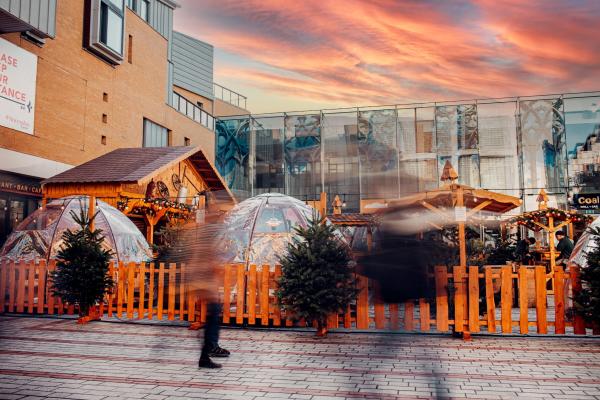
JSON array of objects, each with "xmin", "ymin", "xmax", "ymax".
[{"xmin": 174, "ymin": 0, "xmax": 600, "ymax": 113}]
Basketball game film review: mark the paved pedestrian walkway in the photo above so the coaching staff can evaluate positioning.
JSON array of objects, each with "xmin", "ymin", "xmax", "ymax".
[{"xmin": 0, "ymin": 316, "xmax": 599, "ymax": 399}]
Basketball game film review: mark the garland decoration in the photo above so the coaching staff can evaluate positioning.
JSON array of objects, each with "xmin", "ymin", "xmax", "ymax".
[
  {"xmin": 507, "ymin": 208, "xmax": 594, "ymax": 231},
  {"xmin": 117, "ymin": 198, "xmax": 196, "ymax": 220}
]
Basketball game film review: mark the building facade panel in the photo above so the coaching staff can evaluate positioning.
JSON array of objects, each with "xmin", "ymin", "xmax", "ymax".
[
  {"xmin": 0, "ymin": 0, "xmax": 56, "ymax": 37},
  {"xmin": 172, "ymin": 31, "xmax": 214, "ymax": 100}
]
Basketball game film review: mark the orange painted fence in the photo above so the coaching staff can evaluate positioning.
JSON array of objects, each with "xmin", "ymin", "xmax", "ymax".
[{"xmin": 0, "ymin": 260, "xmax": 590, "ymax": 335}]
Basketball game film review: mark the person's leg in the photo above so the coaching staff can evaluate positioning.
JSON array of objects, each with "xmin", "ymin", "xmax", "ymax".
[
  {"xmin": 203, "ymin": 302, "xmax": 221, "ymax": 350},
  {"xmin": 199, "ymin": 302, "xmax": 225, "ymax": 368}
]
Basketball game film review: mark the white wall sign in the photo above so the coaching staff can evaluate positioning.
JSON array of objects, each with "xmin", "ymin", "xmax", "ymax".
[
  {"xmin": 454, "ymin": 206, "xmax": 467, "ymax": 222},
  {"xmin": 0, "ymin": 38, "xmax": 37, "ymax": 135}
]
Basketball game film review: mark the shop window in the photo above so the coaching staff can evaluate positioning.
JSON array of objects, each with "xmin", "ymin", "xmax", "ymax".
[
  {"xmin": 143, "ymin": 118, "xmax": 170, "ymax": 147},
  {"xmin": 85, "ymin": 0, "xmax": 125, "ymax": 65},
  {"xmin": 10, "ymin": 200, "xmax": 25, "ymax": 229}
]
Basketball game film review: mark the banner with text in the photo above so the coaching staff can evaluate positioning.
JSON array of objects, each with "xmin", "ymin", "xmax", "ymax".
[{"xmin": 0, "ymin": 38, "xmax": 37, "ymax": 135}]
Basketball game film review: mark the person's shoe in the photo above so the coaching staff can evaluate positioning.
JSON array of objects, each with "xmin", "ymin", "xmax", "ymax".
[
  {"xmin": 208, "ymin": 346, "xmax": 230, "ymax": 358},
  {"xmin": 199, "ymin": 357, "xmax": 222, "ymax": 369}
]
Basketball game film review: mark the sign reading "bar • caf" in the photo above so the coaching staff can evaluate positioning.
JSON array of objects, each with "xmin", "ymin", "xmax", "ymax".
[{"xmin": 574, "ymin": 193, "xmax": 600, "ymax": 210}]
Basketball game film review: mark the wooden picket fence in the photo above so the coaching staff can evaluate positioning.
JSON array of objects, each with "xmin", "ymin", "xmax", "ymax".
[{"xmin": 0, "ymin": 260, "xmax": 592, "ymax": 335}]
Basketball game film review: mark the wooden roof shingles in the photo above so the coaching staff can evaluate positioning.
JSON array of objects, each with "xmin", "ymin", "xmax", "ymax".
[{"xmin": 41, "ymin": 146, "xmax": 232, "ymax": 199}]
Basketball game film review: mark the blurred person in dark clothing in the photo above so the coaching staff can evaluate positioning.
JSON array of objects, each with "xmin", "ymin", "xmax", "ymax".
[{"xmin": 169, "ymin": 211, "xmax": 230, "ymax": 369}]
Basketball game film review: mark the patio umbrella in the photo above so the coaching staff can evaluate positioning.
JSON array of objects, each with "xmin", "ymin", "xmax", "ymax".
[{"xmin": 385, "ymin": 161, "xmax": 521, "ymax": 266}]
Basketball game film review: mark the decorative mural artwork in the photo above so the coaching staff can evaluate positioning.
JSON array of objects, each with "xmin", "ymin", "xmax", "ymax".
[
  {"xmin": 435, "ymin": 104, "xmax": 478, "ymax": 153},
  {"xmin": 435, "ymin": 106, "xmax": 457, "ymax": 155},
  {"xmin": 357, "ymin": 110, "xmax": 398, "ymax": 172},
  {"xmin": 458, "ymin": 104, "xmax": 478, "ymax": 150},
  {"xmin": 520, "ymin": 99, "xmax": 566, "ymax": 192},
  {"xmin": 551, "ymin": 98, "xmax": 567, "ymax": 190},
  {"xmin": 434, "ymin": 105, "xmax": 479, "ymax": 186},
  {"xmin": 216, "ymin": 118, "xmax": 250, "ymax": 192},
  {"xmin": 284, "ymin": 115, "xmax": 321, "ymax": 175}
]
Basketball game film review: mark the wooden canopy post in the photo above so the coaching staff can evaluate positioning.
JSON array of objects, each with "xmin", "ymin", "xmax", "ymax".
[
  {"xmin": 146, "ymin": 223, "xmax": 154, "ymax": 245},
  {"xmin": 548, "ymin": 214, "xmax": 556, "ymax": 272},
  {"xmin": 88, "ymin": 195, "xmax": 96, "ymax": 232},
  {"xmin": 319, "ymin": 191, "xmax": 327, "ymax": 217},
  {"xmin": 457, "ymin": 185, "xmax": 467, "ymax": 267}
]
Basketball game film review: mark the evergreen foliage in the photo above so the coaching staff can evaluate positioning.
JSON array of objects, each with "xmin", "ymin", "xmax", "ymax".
[
  {"xmin": 575, "ymin": 227, "xmax": 600, "ymax": 324},
  {"xmin": 276, "ymin": 214, "xmax": 357, "ymax": 332},
  {"xmin": 50, "ymin": 205, "xmax": 114, "ymax": 317}
]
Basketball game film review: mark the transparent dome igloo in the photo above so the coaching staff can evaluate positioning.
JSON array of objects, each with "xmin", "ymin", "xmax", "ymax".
[
  {"xmin": 0, "ymin": 196, "xmax": 152, "ymax": 263},
  {"xmin": 221, "ymin": 193, "xmax": 321, "ymax": 267}
]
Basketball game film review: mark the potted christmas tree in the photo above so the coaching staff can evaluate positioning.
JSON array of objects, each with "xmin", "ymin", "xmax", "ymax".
[
  {"xmin": 276, "ymin": 214, "xmax": 357, "ymax": 337},
  {"xmin": 50, "ymin": 205, "xmax": 114, "ymax": 324}
]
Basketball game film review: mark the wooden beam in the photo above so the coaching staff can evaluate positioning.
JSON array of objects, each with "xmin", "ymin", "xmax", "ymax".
[
  {"xmin": 420, "ymin": 201, "xmax": 452, "ymax": 221},
  {"xmin": 466, "ymin": 200, "xmax": 492, "ymax": 218}
]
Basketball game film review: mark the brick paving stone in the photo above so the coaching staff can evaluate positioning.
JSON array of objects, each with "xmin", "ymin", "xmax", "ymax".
[{"xmin": 0, "ymin": 316, "xmax": 599, "ymax": 399}]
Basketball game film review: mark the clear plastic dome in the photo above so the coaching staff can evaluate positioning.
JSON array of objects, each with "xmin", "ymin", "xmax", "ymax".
[
  {"xmin": 0, "ymin": 196, "xmax": 152, "ymax": 263},
  {"xmin": 221, "ymin": 193, "xmax": 321, "ymax": 267}
]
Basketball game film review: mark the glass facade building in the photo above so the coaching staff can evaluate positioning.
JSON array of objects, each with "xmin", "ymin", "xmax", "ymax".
[{"xmin": 215, "ymin": 92, "xmax": 600, "ymax": 214}]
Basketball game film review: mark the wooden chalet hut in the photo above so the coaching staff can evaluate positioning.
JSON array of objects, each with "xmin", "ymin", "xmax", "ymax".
[{"xmin": 41, "ymin": 146, "xmax": 234, "ymax": 244}]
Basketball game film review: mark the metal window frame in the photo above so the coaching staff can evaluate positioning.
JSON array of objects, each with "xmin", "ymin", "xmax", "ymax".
[
  {"xmin": 139, "ymin": 0, "xmax": 150, "ymax": 22},
  {"xmin": 86, "ymin": 0, "xmax": 125, "ymax": 64}
]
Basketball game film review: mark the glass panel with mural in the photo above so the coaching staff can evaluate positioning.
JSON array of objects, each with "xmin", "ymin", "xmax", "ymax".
[
  {"xmin": 435, "ymin": 104, "xmax": 479, "ymax": 186},
  {"xmin": 216, "ymin": 117, "xmax": 251, "ymax": 199},
  {"xmin": 564, "ymin": 96, "xmax": 600, "ymax": 209},
  {"xmin": 358, "ymin": 109, "xmax": 398, "ymax": 202},
  {"xmin": 323, "ymin": 112, "xmax": 359, "ymax": 212},
  {"xmin": 519, "ymin": 99, "xmax": 566, "ymax": 210},
  {"xmin": 478, "ymin": 101, "xmax": 519, "ymax": 199},
  {"xmin": 253, "ymin": 116, "xmax": 285, "ymax": 195},
  {"xmin": 284, "ymin": 114, "xmax": 322, "ymax": 202}
]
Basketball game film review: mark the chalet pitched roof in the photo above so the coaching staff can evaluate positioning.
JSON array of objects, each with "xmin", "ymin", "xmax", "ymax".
[{"xmin": 42, "ymin": 146, "xmax": 231, "ymax": 198}]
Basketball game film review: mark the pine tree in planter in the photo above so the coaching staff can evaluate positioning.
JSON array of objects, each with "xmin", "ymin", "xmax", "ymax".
[
  {"xmin": 50, "ymin": 206, "xmax": 114, "ymax": 323},
  {"xmin": 276, "ymin": 215, "xmax": 357, "ymax": 337},
  {"xmin": 574, "ymin": 227, "xmax": 600, "ymax": 330}
]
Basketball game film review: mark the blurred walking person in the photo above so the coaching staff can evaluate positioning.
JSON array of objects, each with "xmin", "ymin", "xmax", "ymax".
[{"xmin": 170, "ymin": 210, "xmax": 230, "ymax": 369}]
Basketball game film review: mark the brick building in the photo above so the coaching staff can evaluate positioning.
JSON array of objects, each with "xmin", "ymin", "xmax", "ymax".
[{"xmin": 0, "ymin": 0, "xmax": 248, "ymax": 244}]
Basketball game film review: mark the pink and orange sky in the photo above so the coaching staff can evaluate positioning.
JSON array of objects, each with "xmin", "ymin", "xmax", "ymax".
[{"xmin": 174, "ymin": 0, "xmax": 600, "ymax": 114}]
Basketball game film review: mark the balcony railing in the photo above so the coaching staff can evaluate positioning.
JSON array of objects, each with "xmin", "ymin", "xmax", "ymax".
[
  {"xmin": 172, "ymin": 92, "xmax": 215, "ymax": 131},
  {"xmin": 213, "ymin": 83, "xmax": 247, "ymax": 109}
]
